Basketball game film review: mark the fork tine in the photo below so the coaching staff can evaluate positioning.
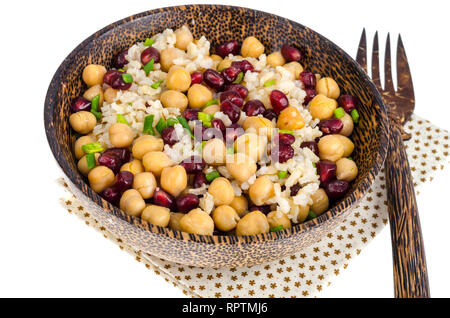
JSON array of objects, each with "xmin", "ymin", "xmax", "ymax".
[
  {"xmin": 384, "ymin": 33, "xmax": 395, "ymax": 93},
  {"xmin": 371, "ymin": 31, "xmax": 382, "ymax": 90},
  {"xmin": 396, "ymin": 34, "xmax": 415, "ymax": 100},
  {"xmin": 356, "ymin": 28, "xmax": 367, "ymax": 73}
]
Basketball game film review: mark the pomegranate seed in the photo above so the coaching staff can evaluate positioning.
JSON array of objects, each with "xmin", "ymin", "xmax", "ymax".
[
  {"xmin": 176, "ymin": 194, "xmax": 200, "ymax": 212},
  {"xmin": 299, "ymin": 71, "xmax": 316, "ymax": 89},
  {"xmin": 300, "ymin": 141, "xmax": 319, "ymax": 156},
  {"xmin": 216, "ymin": 40, "xmax": 240, "ymax": 58},
  {"xmin": 98, "ymin": 153, "xmax": 122, "ymax": 174},
  {"xmin": 263, "ymin": 109, "xmax": 278, "ymax": 121},
  {"xmin": 317, "ymin": 160, "xmax": 337, "ymax": 184},
  {"xmin": 220, "ymin": 100, "xmax": 241, "ymax": 123},
  {"xmin": 180, "ymin": 156, "xmax": 206, "ymax": 174},
  {"xmin": 220, "ymin": 90, "xmax": 244, "ymax": 108},
  {"xmin": 276, "ymin": 133, "xmax": 295, "ymax": 146},
  {"xmin": 211, "ymin": 118, "xmax": 226, "ymax": 134},
  {"xmin": 71, "ymin": 96, "xmax": 91, "ymax": 113},
  {"xmin": 249, "ymin": 205, "xmax": 271, "ymax": 214},
  {"xmin": 231, "ymin": 60, "xmax": 254, "ymax": 73},
  {"xmin": 103, "ymin": 70, "xmax": 122, "ymax": 86},
  {"xmin": 319, "ymin": 119, "xmax": 343, "ymax": 135},
  {"xmin": 224, "ymin": 84, "xmax": 249, "ymax": 99},
  {"xmin": 114, "ymin": 49, "xmax": 128, "ymax": 69},
  {"xmin": 100, "ymin": 187, "xmax": 121, "ymax": 205},
  {"xmin": 324, "ymin": 180, "xmax": 350, "ymax": 199},
  {"xmin": 225, "ymin": 123, "xmax": 244, "ymax": 146},
  {"xmin": 281, "ymin": 45, "xmax": 302, "ymax": 62},
  {"xmin": 221, "ymin": 66, "xmax": 241, "ymax": 84},
  {"xmin": 111, "ymin": 74, "xmax": 132, "ymax": 90},
  {"xmin": 271, "ymin": 144, "xmax": 294, "ymax": 163},
  {"xmin": 270, "ymin": 90, "xmax": 289, "ymax": 114},
  {"xmin": 113, "ymin": 171, "xmax": 134, "ymax": 193},
  {"xmin": 338, "ymin": 95, "xmax": 359, "ymax": 113},
  {"xmin": 193, "ymin": 172, "xmax": 207, "ymax": 188},
  {"xmin": 141, "ymin": 46, "xmax": 160, "ymax": 65},
  {"xmin": 303, "ymin": 88, "xmax": 316, "ymax": 105},
  {"xmin": 190, "ymin": 71, "xmax": 203, "ymax": 85},
  {"xmin": 103, "ymin": 148, "xmax": 131, "ymax": 164},
  {"xmin": 153, "ymin": 187, "xmax": 175, "ymax": 209},
  {"xmin": 203, "ymin": 69, "xmax": 225, "ymax": 90},
  {"xmin": 182, "ymin": 109, "xmax": 200, "ymax": 121},
  {"xmin": 243, "ymin": 100, "xmax": 266, "ymax": 116}
]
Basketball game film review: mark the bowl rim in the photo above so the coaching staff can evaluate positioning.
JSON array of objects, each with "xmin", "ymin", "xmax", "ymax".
[{"xmin": 44, "ymin": 4, "xmax": 389, "ymax": 246}]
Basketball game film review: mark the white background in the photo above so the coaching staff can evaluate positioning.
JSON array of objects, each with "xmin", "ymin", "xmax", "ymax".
[{"xmin": 1, "ymin": 0, "xmax": 449, "ymax": 297}]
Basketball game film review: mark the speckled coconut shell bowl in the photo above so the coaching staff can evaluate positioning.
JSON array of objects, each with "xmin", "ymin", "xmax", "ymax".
[{"xmin": 44, "ymin": 4, "xmax": 389, "ymax": 268}]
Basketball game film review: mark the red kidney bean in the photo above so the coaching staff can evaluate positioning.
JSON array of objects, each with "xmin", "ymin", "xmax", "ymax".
[
  {"xmin": 338, "ymin": 95, "xmax": 359, "ymax": 113},
  {"xmin": 111, "ymin": 74, "xmax": 132, "ymax": 90},
  {"xmin": 193, "ymin": 172, "xmax": 208, "ymax": 188},
  {"xmin": 300, "ymin": 141, "xmax": 319, "ymax": 156},
  {"xmin": 220, "ymin": 90, "xmax": 243, "ymax": 108},
  {"xmin": 281, "ymin": 45, "xmax": 302, "ymax": 62},
  {"xmin": 249, "ymin": 205, "xmax": 271, "ymax": 214},
  {"xmin": 225, "ymin": 123, "xmax": 244, "ymax": 146},
  {"xmin": 317, "ymin": 160, "xmax": 337, "ymax": 184},
  {"xmin": 103, "ymin": 148, "xmax": 131, "ymax": 164},
  {"xmin": 153, "ymin": 187, "xmax": 175, "ymax": 209},
  {"xmin": 100, "ymin": 187, "xmax": 121, "ymax": 205},
  {"xmin": 231, "ymin": 60, "xmax": 254, "ymax": 73},
  {"xmin": 324, "ymin": 179, "xmax": 350, "ymax": 199},
  {"xmin": 141, "ymin": 46, "xmax": 160, "ymax": 65},
  {"xmin": 113, "ymin": 171, "xmax": 134, "ymax": 193},
  {"xmin": 114, "ymin": 49, "xmax": 128, "ymax": 69},
  {"xmin": 243, "ymin": 100, "xmax": 266, "ymax": 116},
  {"xmin": 299, "ymin": 70, "xmax": 316, "ymax": 89},
  {"xmin": 275, "ymin": 133, "xmax": 295, "ymax": 146},
  {"xmin": 319, "ymin": 119, "xmax": 343, "ymax": 135},
  {"xmin": 271, "ymin": 144, "xmax": 294, "ymax": 163},
  {"xmin": 190, "ymin": 71, "xmax": 203, "ymax": 85},
  {"xmin": 224, "ymin": 83, "xmax": 249, "ymax": 99},
  {"xmin": 216, "ymin": 40, "xmax": 240, "ymax": 58},
  {"xmin": 98, "ymin": 153, "xmax": 122, "ymax": 174},
  {"xmin": 203, "ymin": 69, "xmax": 225, "ymax": 90},
  {"xmin": 263, "ymin": 109, "xmax": 278, "ymax": 121},
  {"xmin": 103, "ymin": 70, "xmax": 122, "ymax": 86},
  {"xmin": 161, "ymin": 126, "xmax": 179, "ymax": 146},
  {"xmin": 303, "ymin": 88, "xmax": 316, "ymax": 105},
  {"xmin": 270, "ymin": 90, "xmax": 289, "ymax": 114},
  {"xmin": 176, "ymin": 194, "xmax": 200, "ymax": 212},
  {"xmin": 180, "ymin": 155, "xmax": 206, "ymax": 174},
  {"xmin": 71, "ymin": 96, "xmax": 91, "ymax": 113},
  {"xmin": 221, "ymin": 66, "xmax": 241, "ymax": 84},
  {"xmin": 182, "ymin": 109, "xmax": 200, "ymax": 121},
  {"xmin": 290, "ymin": 183, "xmax": 301, "ymax": 196},
  {"xmin": 220, "ymin": 100, "xmax": 241, "ymax": 123},
  {"xmin": 211, "ymin": 118, "xmax": 226, "ymax": 134}
]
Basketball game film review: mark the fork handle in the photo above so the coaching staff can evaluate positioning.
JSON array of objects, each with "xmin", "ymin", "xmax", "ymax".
[{"xmin": 385, "ymin": 122, "xmax": 430, "ymax": 298}]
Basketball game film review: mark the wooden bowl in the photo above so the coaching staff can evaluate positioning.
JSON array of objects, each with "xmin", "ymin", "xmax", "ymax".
[{"xmin": 44, "ymin": 5, "xmax": 389, "ymax": 268}]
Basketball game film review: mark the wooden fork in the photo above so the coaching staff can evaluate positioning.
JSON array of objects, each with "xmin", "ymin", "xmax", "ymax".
[{"xmin": 356, "ymin": 30, "xmax": 430, "ymax": 297}]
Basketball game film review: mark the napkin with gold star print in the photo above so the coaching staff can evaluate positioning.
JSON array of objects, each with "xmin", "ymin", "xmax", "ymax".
[{"xmin": 58, "ymin": 114, "xmax": 449, "ymax": 298}]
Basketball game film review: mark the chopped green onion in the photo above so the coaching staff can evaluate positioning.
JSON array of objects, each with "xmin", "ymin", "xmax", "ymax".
[
  {"xmin": 82, "ymin": 142, "xmax": 103, "ymax": 154},
  {"xmin": 204, "ymin": 99, "xmax": 219, "ymax": 107},
  {"xmin": 177, "ymin": 116, "xmax": 194, "ymax": 137},
  {"xmin": 198, "ymin": 112, "xmax": 213, "ymax": 127},
  {"xmin": 351, "ymin": 109, "xmax": 360, "ymax": 124},
  {"xmin": 233, "ymin": 72, "xmax": 244, "ymax": 84},
  {"xmin": 334, "ymin": 107, "xmax": 345, "ymax": 119},
  {"xmin": 143, "ymin": 58, "xmax": 154, "ymax": 75},
  {"xmin": 226, "ymin": 147, "xmax": 234, "ymax": 154},
  {"xmin": 312, "ymin": 162, "xmax": 316, "ymax": 168},
  {"xmin": 127, "ymin": 102, "xmax": 132, "ymax": 106},
  {"xmin": 117, "ymin": 69, "xmax": 125, "ymax": 72},
  {"xmin": 151, "ymin": 80, "xmax": 164, "ymax": 89},
  {"xmin": 306, "ymin": 210, "xmax": 317, "ymax": 221},
  {"xmin": 144, "ymin": 38, "xmax": 155, "ymax": 47},
  {"xmin": 264, "ymin": 79, "xmax": 276, "ymax": 87},
  {"xmin": 121, "ymin": 73, "xmax": 133, "ymax": 84},
  {"xmin": 279, "ymin": 129, "xmax": 294, "ymax": 135},
  {"xmin": 201, "ymin": 140, "xmax": 207, "ymax": 149},
  {"xmin": 116, "ymin": 114, "xmax": 129, "ymax": 125},
  {"xmin": 155, "ymin": 118, "xmax": 167, "ymax": 135},
  {"xmin": 91, "ymin": 111, "xmax": 102, "ymax": 121},
  {"xmin": 348, "ymin": 156, "xmax": 353, "ymax": 161},
  {"xmin": 91, "ymin": 94, "xmax": 100, "ymax": 112},
  {"xmin": 143, "ymin": 115, "xmax": 155, "ymax": 135},
  {"xmin": 166, "ymin": 117, "xmax": 179, "ymax": 127},
  {"xmin": 270, "ymin": 225, "xmax": 284, "ymax": 232},
  {"xmin": 205, "ymin": 170, "xmax": 220, "ymax": 182},
  {"xmin": 278, "ymin": 170, "xmax": 288, "ymax": 179},
  {"xmin": 86, "ymin": 153, "xmax": 96, "ymax": 170}
]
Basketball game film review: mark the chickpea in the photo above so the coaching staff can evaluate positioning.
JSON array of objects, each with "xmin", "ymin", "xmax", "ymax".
[
  {"xmin": 160, "ymin": 165, "xmax": 187, "ymax": 197},
  {"xmin": 77, "ymin": 153, "xmax": 100, "ymax": 176},
  {"xmin": 226, "ymin": 153, "xmax": 257, "ymax": 183},
  {"xmin": 174, "ymin": 25, "xmax": 194, "ymax": 51},
  {"xmin": 82, "ymin": 64, "xmax": 107, "ymax": 87},
  {"xmin": 179, "ymin": 208, "xmax": 214, "ymax": 235},
  {"xmin": 309, "ymin": 94, "xmax": 338, "ymax": 120},
  {"xmin": 141, "ymin": 205, "xmax": 170, "ymax": 227},
  {"xmin": 69, "ymin": 111, "xmax": 97, "ymax": 134},
  {"xmin": 336, "ymin": 158, "xmax": 358, "ymax": 182},
  {"xmin": 120, "ymin": 159, "xmax": 144, "ymax": 175},
  {"xmin": 249, "ymin": 176, "xmax": 274, "ymax": 206},
  {"xmin": 160, "ymin": 47, "xmax": 179, "ymax": 72},
  {"xmin": 230, "ymin": 196, "xmax": 249, "ymax": 217},
  {"xmin": 165, "ymin": 67, "xmax": 191, "ymax": 92},
  {"xmin": 109, "ymin": 123, "xmax": 134, "ymax": 148},
  {"xmin": 243, "ymin": 116, "xmax": 275, "ymax": 139},
  {"xmin": 104, "ymin": 87, "xmax": 118, "ymax": 104},
  {"xmin": 295, "ymin": 204, "xmax": 310, "ymax": 223},
  {"xmin": 217, "ymin": 58, "xmax": 232, "ymax": 71},
  {"xmin": 132, "ymin": 135, "xmax": 164, "ymax": 159},
  {"xmin": 132, "ymin": 172, "xmax": 157, "ymax": 199},
  {"xmin": 318, "ymin": 135, "xmax": 344, "ymax": 162},
  {"xmin": 267, "ymin": 211, "xmax": 291, "ymax": 229},
  {"xmin": 267, "ymin": 51, "xmax": 286, "ymax": 67},
  {"xmin": 169, "ymin": 212, "xmax": 185, "ymax": 231},
  {"xmin": 277, "ymin": 106, "xmax": 305, "ymax": 130},
  {"xmin": 83, "ymin": 84, "xmax": 104, "ymax": 106},
  {"xmin": 88, "ymin": 166, "xmax": 115, "ymax": 193},
  {"xmin": 283, "ymin": 61, "xmax": 304, "ymax": 79},
  {"xmin": 160, "ymin": 90, "xmax": 188, "ymax": 111},
  {"xmin": 316, "ymin": 77, "xmax": 340, "ymax": 100},
  {"xmin": 119, "ymin": 189, "xmax": 146, "ymax": 217},
  {"xmin": 212, "ymin": 205, "xmax": 240, "ymax": 232},
  {"xmin": 202, "ymin": 104, "xmax": 220, "ymax": 115},
  {"xmin": 208, "ymin": 177, "xmax": 235, "ymax": 206},
  {"xmin": 339, "ymin": 112, "xmax": 354, "ymax": 136},
  {"xmin": 202, "ymin": 138, "xmax": 226, "ymax": 165},
  {"xmin": 187, "ymin": 84, "xmax": 213, "ymax": 109},
  {"xmin": 236, "ymin": 211, "xmax": 269, "ymax": 236},
  {"xmin": 310, "ymin": 188, "xmax": 329, "ymax": 215},
  {"xmin": 74, "ymin": 135, "xmax": 96, "ymax": 159},
  {"xmin": 210, "ymin": 54, "xmax": 223, "ymax": 64},
  {"xmin": 333, "ymin": 134, "xmax": 354, "ymax": 157},
  {"xmin": 234, "ymin": 133, "xmax": 267, "ymax": 162},
  {"xmin": 241, "ymin": 36, "xmax": 265, "ymax": 58},
  {"xmin": 142, "ymin": 151, "xmax": 174, "ymax": 177}
]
